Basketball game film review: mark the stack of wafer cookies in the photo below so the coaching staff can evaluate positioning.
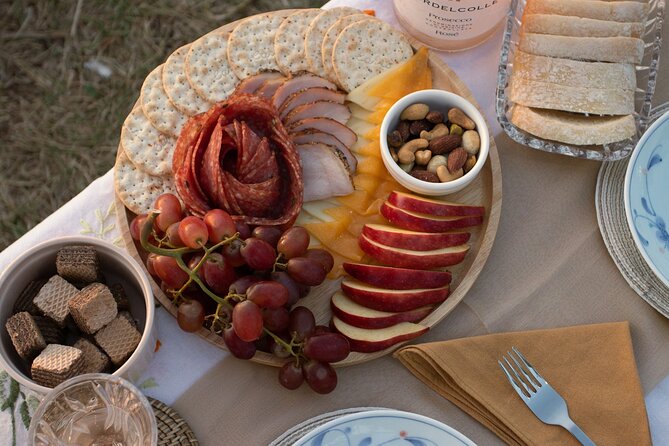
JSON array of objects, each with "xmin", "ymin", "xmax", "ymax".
[
  {"xmin": 508, "ymin": 0, "xmax": 649, "ymax": 145},
  {"xmin": 3, "ymin": 245, "xmax": 142, "ymax": 388},
  {"xmin": 114, "ymin": 7, "xmax": 413, "ymax": 215}
]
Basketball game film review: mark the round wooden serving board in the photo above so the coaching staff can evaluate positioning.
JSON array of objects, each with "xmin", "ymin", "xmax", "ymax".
[{"xmin": 114, "ymin": 10, "xmax": 502, "ymax": 367}]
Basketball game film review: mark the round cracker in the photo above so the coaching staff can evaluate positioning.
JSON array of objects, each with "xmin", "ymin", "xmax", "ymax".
[
  {"xmin": 227, "ymin": 13, "xmax": 284, "ymax": 79},
  {"xmin": 114, "ymin": 151, "xmax": 176, "ymax": 215},
  {"xmin": 304, "ymin": 7, "xmax": 360, "ymax": 79},
  {"xmin": 332, "ymin": 20, "xmax": 413, "ymax": 92},
  {"xmin": 140, "ymin": 64, "xmax": 188, "ymax": 137},
  {"xmin": 274, "ymin": 9, "xmax": 321, "ymax": 76},
  {"xmin": 321, "ymin": 14, "xmax": 375, "ymax": 85},
  {"xmin": 162, "ymin": 44, "xmax": 211, "ymax": 116},
  {"xmin": 185, "ymin": 31, "xmax": 240, "ymax": 103},
  {"xmin": 120, "ymin": 106, "xmax": 177, "ymax": 177}
]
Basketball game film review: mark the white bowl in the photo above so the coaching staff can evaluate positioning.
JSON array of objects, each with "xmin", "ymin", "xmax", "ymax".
[
  {"xmin": 379, "ymin": 89, "xmax": 489, "ymax": 196},
  {"xmin": 0, "ymin": 236, "xmax": 156, "ymax": 394}
]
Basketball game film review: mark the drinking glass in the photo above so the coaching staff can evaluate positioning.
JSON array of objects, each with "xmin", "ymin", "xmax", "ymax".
[{"xmin": 28, "ymin": 373, "xmax": 157, "ymax": 446}]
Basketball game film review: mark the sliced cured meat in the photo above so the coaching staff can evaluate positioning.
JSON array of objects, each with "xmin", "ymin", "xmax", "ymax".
[
  {"xmin": 256, "ymin": 76, "xmax": 286, "ymax": 99},
  {"xmin": 173, "ymin": 94, "xmax": 303, "ymax": 227},
  {"xmin": 283, "ymin": 101, "xmax": 351, "ymax": 127},
  {"xmin": 297, "ymin": 143, "xmax": 354, "ymax": 202},
  {"xmin": 272, "ymin": 74, "xmax": 337, "ymax": 110},
  {"xmin": 279, "ymin": 87, "xmax": 346, "ymax": 119},
  {"xmin": 295, "ymin": 140, "xmax": 358, "ymax": 174},
  {"xmin": 234, "ymin": 71, "xmax": 284, "ymax": 95},
  {"xmin": 291, "ymin": 130, "xmax": 357, "ymax": 173},
  {"xmin": 288, "ymin": 117, "xmax": 357, "ymax": 148}
]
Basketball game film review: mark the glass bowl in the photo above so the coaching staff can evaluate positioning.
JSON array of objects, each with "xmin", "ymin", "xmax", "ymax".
[{"xmin": 496, "ymin": 0, "xmax": 665, "ymax": 161}]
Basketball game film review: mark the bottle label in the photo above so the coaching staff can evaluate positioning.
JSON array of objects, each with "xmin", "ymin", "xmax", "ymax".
[{"xmin": 395, "ymin": 0, "xmax": 510, "ymax": 42}]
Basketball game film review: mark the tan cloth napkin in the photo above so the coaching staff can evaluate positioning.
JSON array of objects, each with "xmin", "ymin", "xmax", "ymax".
[{"xmin": 394, "ymin": 322, "xmax": 651, "ymax": 446}]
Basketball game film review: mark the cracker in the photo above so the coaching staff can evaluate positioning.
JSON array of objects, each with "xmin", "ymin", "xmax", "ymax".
[
  {"xmin": 114, "ymin": 151, "xmax": 176, "ymax": 215},
  {"xmin": 140, "ymin": 64, "xmax": 188, "ymax": 137},
  {"xmin": 274, "ymin": 9, "xmax": 321, "ymax": 76},
  {"xmin": 162, "ymin": 44, "xmax": 211, "ymax": 116},
  {"xmin": 321, "ymin": 14, "xmax": 376, "ymax": 85},
  {"xmin": 332, "ymin": 20, "xmax": 413, "ymax": 92},
  {"xmin": 185, "ymin": 31, "xmax": 240, "ymax": 103},
  {"xmin": 121, "ymin": 106, "xmax": 176, "ymax": 176},
  {"xmin": 305, "ymin": 7, "xmax": 360, "ymax": 79},
  {"xmin": 509, "ymin": 104, "xmax": 636, "ymax": 145},
  {"xmin": 227, "ymin": 13, "xmax": 284, "ymax": 79}
]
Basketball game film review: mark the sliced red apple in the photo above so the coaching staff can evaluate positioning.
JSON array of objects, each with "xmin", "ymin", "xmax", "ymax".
[
  {"xmin": 388, "ymin": 191, "xmax": 485, "ymax": 217},
  {"xmin": 380, "ymin": 201, "xmax": 483, "ymax": 233},
  {"xmin": 362, "ymin": 223, "xmax": 470, "ymax": 251},
  {"xmin": 359, "ymin": 233, "xmax": 469, "ymax": 269},
  {"xmin": 343, "ymin": 262, "xmax": 451, "ymax": 289},
  {"xmin": 331, "ymin": 292, "xmax": 434, "ymax": 329},
  {"xmin": 331, "ymin": 316, "xmax": 428, "ymax": 353},
  {"xmin": 341, "ymin": 279, "xmax": 449, "ymax": 311}
]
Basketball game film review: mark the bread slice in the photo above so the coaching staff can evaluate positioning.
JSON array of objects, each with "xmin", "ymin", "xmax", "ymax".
[
  {"xmin": 513, "ymin": 51, "xmax": 636, "ymax": 90},
  {"xmin": 509, "ymin": 77, "xmax": 634, "ymax": 115},
  {"xmin": 509, "ymin": 105, "xmax": 636, "ymax": 145},
  {"xmin": 524, "ymin": 0, "xmax": 648, "ymax": 23},
  {"xmin": 519, "ymin": 33, "xmax": 644, "ymax": 64},
  {"xmin": 523, "ymin": 14, "xmax": 643, "ymax": 37}
]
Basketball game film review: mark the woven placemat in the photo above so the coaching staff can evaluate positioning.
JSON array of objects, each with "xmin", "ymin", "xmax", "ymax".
[
  {"xmin": 149, "ymin": 397, "xmax": 199, "ymax": 446},
  {"xmin": 269, "ymin": 407, "xmax": 389, "ymax": 446},
  {"xmin": 596, "ymin": 102, "xmax": 669, "ymax": 319}
]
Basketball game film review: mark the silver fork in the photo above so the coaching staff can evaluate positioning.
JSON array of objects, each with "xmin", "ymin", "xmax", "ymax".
[{"xmin": 498, "ymin": 347, "xmax": 596, "ymax": 446}]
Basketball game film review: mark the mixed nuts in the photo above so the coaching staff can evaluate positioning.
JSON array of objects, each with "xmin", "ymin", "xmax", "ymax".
[{"xmin": 388, "ymin": 103, "xmax": 481, "ymax": 184}]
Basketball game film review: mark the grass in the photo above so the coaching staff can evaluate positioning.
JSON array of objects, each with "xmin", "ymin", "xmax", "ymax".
[{"xmin": 0, "ymin": 0, "xmax": 326, "ymax": 250}]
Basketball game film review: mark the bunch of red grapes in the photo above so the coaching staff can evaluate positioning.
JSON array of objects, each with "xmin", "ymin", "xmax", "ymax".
[{"xmin": 130, "ymin": 193, "xmax": 350, "ymax": 393}]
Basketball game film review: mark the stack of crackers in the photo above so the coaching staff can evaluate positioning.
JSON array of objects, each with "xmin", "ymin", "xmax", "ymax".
[
  {"xmin": 508, "ymin": 0, "xmax": 649, "ymax": 145},
  {"xmin": 115, "ymin": 7, "xmax": 413, "ymax": 216},
  {"xmin": 4, "ymin": 245, "xmax": 141, "ymax": 388}
]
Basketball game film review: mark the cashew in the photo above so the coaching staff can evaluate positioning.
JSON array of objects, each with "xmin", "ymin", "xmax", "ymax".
[
  {"xmin": 399, "ymin": 138, "xmax": 429, "ymax": 153},
  {"xmin": 426, "ymin": 155, "xmax": 447, "ymax": 173},
  {"xmin": 436, "ymin": 165, "xmax": 464, "ymax": 182},
  {"xmin": 391, "ymin": 149, "xmax": 399, "ymax": 163},
  {"xmin": 397, "ymin": 148, "xmax": 415, "ymax": 164},
  {"xmin": 462, "ymin": 130, "xmax": 480, "ymax": 155},
  {"xmin": 464, "ymin": 155, "xmax": 477, "ymax": 173},
  {"xmin": 447, "ymin": 108, "xmax": 476, "ymax": 130},
  {"xmin": 400, "ymin": 103, "xmax": 429, "ymax": 121},
  {"xmin": 399, "ymin": 161, "xmax": 414, "ymax": 173},
  {"xmin": 414, "ymin": 150, "xmax": 432, "ymax": 166},
  {"xmin": 420, "ymin": 123, "xmax": 449, "ymax": 141}
]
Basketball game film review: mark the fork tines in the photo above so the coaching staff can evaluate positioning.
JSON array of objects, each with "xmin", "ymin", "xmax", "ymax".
[{"xmin": 499, "ymin": 346, "xmax": 546, "ymax": 398}]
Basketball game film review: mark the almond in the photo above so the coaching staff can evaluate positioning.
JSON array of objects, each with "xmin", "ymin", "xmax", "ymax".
[
  {"xmin": 447, "ymin": 147, "xmax": 467, "ymax": 173},
  {"xmin": 429, "ymin": 134, "xmax": 461, "ymax": 155},
  {"xmin": 410, "ymin": 169, "xmax": 440, "ymax": 183}
]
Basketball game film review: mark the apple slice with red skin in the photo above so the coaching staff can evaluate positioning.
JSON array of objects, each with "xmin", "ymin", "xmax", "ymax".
[
  {"xmin": 341, "ymin": 279, "xmax": 449, "ymax": 312},
  {"xmin": 388, "ymin": 191, "xmax": 485, "ymax": 217},
  {"xmin": 343, "ymin": 262, "xmax": 451, "ymax": 289},
  {"xmin": 331, "ymin": 292, "xmax": 434, "ymax": 329},
  {"xmin": 359, "ymin": 233, "xmax": 469, "ymax": 269},
  {"xmin": 380, "ymin": 201, "xmax": 483, "ymax": 233},
  {"xmin": 331, "ymin": 316, "xmax": 428, "ymax": 353},
  {"xmin": 362, "ymin": 223, "xmax": 470, "ymax": 251}
]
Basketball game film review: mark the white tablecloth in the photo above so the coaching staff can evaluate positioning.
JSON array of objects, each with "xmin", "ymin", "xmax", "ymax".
[{"xmin": 2, "ymin": 0, "xmax": 668, "ymax": 444}]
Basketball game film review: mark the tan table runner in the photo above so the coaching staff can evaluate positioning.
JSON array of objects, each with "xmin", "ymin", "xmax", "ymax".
[{"xmin": 172, "ymin": 6, "xmax": 669, "ymax": 445}]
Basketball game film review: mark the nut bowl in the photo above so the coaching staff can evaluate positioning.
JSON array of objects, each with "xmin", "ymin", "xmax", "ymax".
[
  {"xmin": 0, "ymin": 236, "xmax": 156, "ymax": 394},
  {"xmin": 380, "ymin": 89, "xmax": 490, "ymax": 196}
]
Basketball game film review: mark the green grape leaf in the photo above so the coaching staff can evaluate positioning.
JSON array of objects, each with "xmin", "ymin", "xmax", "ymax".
[{"xmin": 20, "ymin": 401, "xmax": 30, "ymax": 430}]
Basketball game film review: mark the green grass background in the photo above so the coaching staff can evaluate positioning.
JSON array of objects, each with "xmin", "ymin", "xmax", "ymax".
[{"xmin": 0, "ymin": 0, "xmax": 327, "ymax": 250}]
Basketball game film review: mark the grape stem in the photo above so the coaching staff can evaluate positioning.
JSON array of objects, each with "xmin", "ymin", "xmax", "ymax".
[{"xmin": 263, "ymin": 328, "xmax": 305, "ymax": 364}]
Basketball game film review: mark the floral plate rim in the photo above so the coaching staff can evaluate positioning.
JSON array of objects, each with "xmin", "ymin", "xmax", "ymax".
[
  {"xmin": 624, "ymin": 110, "xmax": 669, "ymax": 289},
  {"xmin": 292, "ymin": 408, "xmax": 477, "ymax": 446}
]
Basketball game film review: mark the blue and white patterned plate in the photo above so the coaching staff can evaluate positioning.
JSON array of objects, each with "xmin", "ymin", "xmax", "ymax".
[
  {"xmin": 625, "ymin": 110, "xmax": 669, "ymax": 289},
  {"xmin": 293, "ymin": 409, "xmax": 477, "ymax": 446}
]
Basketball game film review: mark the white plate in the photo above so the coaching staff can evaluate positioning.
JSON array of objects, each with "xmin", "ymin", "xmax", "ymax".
[
  {"xmin": 624, "ymin": 110, "xmax": 669, "ymax": 289},
  {"xmin": 293, "ymin": 409, "xmax": 477, "ymax": 446}
]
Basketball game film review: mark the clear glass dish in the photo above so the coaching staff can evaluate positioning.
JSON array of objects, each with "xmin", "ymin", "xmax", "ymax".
[{"xmin": 496, "ymin": 0, "xmax": 665, "ymax": 161}]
